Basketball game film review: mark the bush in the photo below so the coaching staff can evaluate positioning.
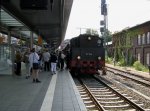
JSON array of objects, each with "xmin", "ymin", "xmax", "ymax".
[
  {"xmin": 105, "ymin": 57, "xmax": 113, "ymax": 64},
  {"xmin": 117, "ymin": 58, "xmax": 126, "ymax": 66},
  {"xmin": 133, "ymin": 61, "xmax": 148, "ymax": 72}
]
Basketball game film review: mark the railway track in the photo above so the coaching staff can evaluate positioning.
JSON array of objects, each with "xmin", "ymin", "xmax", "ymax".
[
  {"xmin": 74, "ymin": 75, "xmax": 149, "ymax": 111},
  {"xmin": 106, "ymin": 66, "xmax": 150, "ymax": 87}
]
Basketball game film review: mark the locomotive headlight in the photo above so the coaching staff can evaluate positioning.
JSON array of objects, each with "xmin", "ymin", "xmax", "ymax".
[
  {"xmin": 77, "ymin": 56, "xmax": 81, "ymax": 59},
  {"xmin": 88, "ymin": 36, "xmax": 91, "ymax": 40},
  {"xmin": 98, "ymin": 57, "xmax": 101, "ymax": 60}
]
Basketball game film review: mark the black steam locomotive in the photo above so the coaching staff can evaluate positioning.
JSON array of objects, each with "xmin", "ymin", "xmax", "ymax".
[{"xmin": 67, "ymin": 34, "xmax": 106, "ymax": 75}]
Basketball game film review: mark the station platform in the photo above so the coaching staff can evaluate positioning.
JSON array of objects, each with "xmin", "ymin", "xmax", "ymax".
[{"xmin": 0, "ymin": 70, "xmax": 87, "ymax": 111}]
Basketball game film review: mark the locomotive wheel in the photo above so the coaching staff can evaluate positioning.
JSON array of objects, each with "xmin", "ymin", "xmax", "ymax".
[
  {"xmin": 70, "ymin": 69, "xmax": 79, "ymax": 76},
  {"xmin": 70, "ymin": 69, "xmax": 75, "ymax": 76},
  {"xmin": 74, "ymin": 72, "xmax": 79, "ymax": 76},
  {"xmin": 101, "ymin": 67, "xmax": 107, "ymax": 75}
]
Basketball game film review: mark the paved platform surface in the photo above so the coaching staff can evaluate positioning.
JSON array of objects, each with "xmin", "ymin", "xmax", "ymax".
[{"xmin": 0, "ymin": 70, "xmax": 87, "ymax": 111}]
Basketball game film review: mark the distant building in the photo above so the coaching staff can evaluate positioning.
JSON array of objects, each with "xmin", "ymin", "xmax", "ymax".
[{"xmin": 109, "ymin": 21, "xmax": 150, "ymax": 66}]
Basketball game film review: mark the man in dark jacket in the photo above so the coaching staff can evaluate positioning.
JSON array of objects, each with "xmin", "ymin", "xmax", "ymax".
[
  {"xmin": 50, "ymin": 52, "xmax": 58, "ymax": 74},
  {"xmin": 23, "ymin": 48, "xmax": 30, "ymax": 79},
  {"xmin": 15, "ymin": 50, "xmax": 22, "ymax": 76}
]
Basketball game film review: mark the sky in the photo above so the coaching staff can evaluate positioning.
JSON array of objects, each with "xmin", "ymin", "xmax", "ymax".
[{"xmin": 65, "ymin": 0, "xmax": 150, "ymax": 40}]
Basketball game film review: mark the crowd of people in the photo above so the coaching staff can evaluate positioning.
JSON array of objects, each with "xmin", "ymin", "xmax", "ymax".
[{"xmin": 14, "ymin": 48, "xmax": 68, "ymax": 83}]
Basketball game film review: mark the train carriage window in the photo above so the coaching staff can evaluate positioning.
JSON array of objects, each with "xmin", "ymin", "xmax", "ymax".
[
  {"xmin": 137, "ymin": 34, "xmax": 141, "ymax": 45},
  {"xmin": 137, "ymin": 53, "xmax": 140, "ymax": 62},
  {"xmin": 142, "ymin": 33, "xmax": 145, "ymax": 44},
  {"xmin": 146, "ymin": 53, "xmax": 150, "ymax": 65},
  {"xmin": 147, "ymin": 32, "xmax": 150, "ymax": 44}
]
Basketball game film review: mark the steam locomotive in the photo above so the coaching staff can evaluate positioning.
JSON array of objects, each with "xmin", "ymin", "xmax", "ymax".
[{"xmin": 67, "ymin": 34, "xmax": 106, "ymax": 75}]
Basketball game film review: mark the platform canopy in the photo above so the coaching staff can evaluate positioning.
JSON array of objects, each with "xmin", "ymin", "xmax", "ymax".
[{"xmin": 1, "ymin": 0, "xmax": 73, "ymax": 48}]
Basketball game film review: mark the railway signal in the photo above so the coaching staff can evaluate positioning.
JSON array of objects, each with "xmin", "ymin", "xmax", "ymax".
[{"xmin": 100, "ymin": 0, "xmax": 108, "ymax": 60}]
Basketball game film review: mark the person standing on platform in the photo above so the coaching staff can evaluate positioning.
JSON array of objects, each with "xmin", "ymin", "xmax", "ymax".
[
  {"xmin": 15, "ymin": 50, "xmax": 22, "ymax": 76},
  {"xmin": 50, "ymin": 51, "xmax": 58, "ymax": 75},
  {"xmin": 42, "ymin": 49, "xmax": 50, "ymax": 71},
  {"xmin": 29, "ymin": 48, "xmax": 41, "ymax": 83},
  {"xmin": 57, "ymin": 51, "xmax": 61, "ymax": 70},
  {"xmin": 60, "ymin": 51, "xmax": 65, "ymax": 70},
  {"xmin": 23, "ymin": 48, "xmax": 31, "ymax": 79},
  {"xmin": 65, "ymin": 51, "xmax": 70, "ymax": 69},
  {"xmin": 38, "ymin": 51, "xmax": 43, "ymax": 72}
]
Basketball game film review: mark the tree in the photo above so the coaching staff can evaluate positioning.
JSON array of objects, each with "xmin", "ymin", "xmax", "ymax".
[
  {"xmin": 85, "ymin": 29, "xmax": 99, "ymax": 35},
  {"xmin": 101, "ymin": 29, "xmax": 112, "ymax": 42}
]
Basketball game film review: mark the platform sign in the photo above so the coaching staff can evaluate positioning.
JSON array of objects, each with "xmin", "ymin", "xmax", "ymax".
[{"xmin": 38, "ymin": 36, "xmax": 43, "ymax": 45}]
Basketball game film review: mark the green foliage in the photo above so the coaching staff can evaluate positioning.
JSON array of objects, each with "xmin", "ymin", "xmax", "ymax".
[
  {"xmin": 128, "ymin": 54, "xmax": 135, "ymax": 66},
  {"xmin": 113, "ymin": 29, "xmax": 140, "ymax": 66},
  {"xmin": 105, "ymin": 30, "xmax": 112, "ymax": 42},
  {"xmin": 133, "ymin": 61, "xmax": 149, "ymax": 72},
  {"xmin": 101, "ymin": 29, "xmax": 112, "ymax": 42},
  {"xmin": 116, "ymin": 58, "xmax": 126, "ymax": 66},
  {"xmin": 105, "ymin": 57, "xmax": 113, "ymax": 64},
  {"xmin": 133, "ymin": 61, "xmax": 143, "ymax": 71},
  {"xmin": 85, "ymin": 29, "xmax": 99, "ymax": 35}
]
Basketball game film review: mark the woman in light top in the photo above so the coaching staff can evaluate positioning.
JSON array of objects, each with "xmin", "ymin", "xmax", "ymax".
[{"xmin": 29, "ymin": 48, "xmax": 41, "ymax": 83}]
